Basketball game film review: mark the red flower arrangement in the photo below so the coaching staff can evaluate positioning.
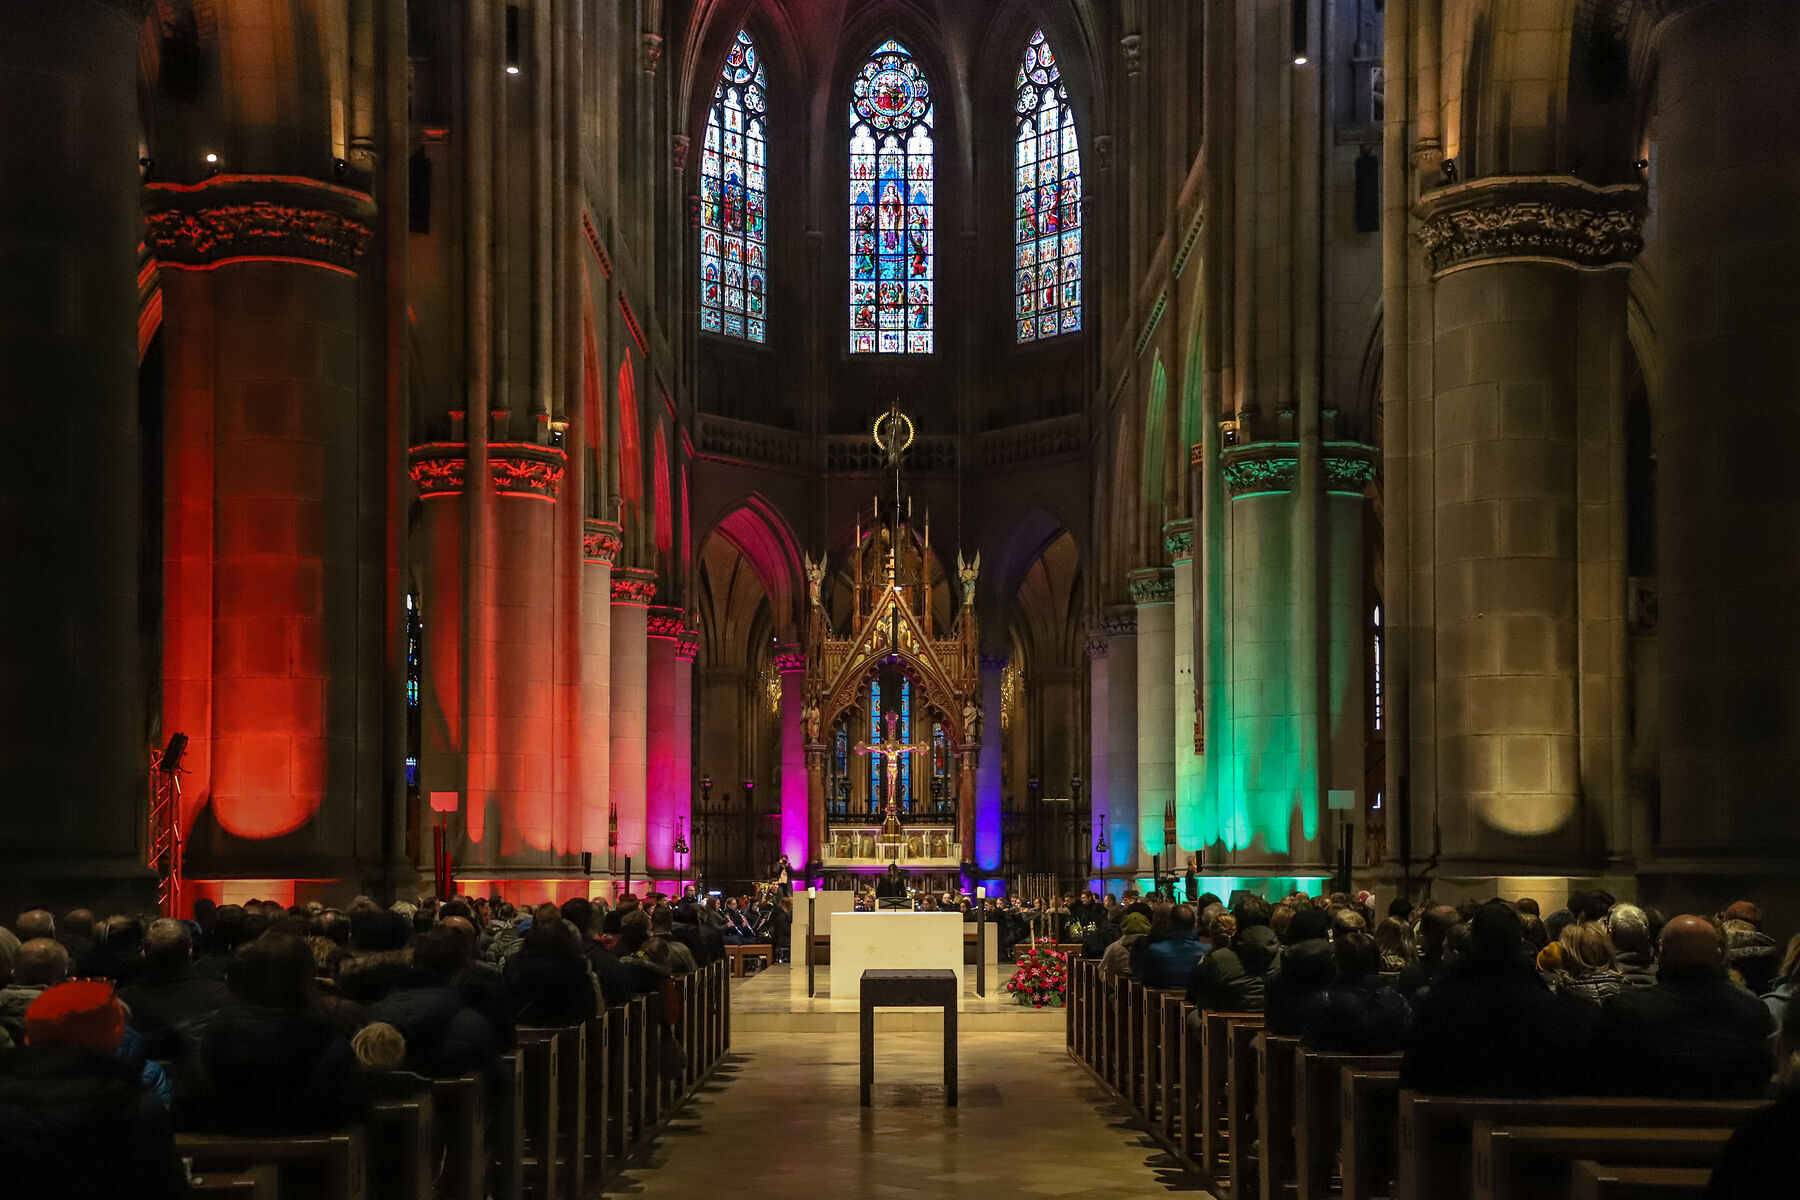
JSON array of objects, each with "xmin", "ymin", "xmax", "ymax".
[{"xmin": 1002, "ymin": 938, "xmax": 1069, "ymax": 1008}]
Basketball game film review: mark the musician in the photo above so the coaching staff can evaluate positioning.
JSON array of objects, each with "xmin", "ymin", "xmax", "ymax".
[
  {"xmin": 772, "ymin": 854, "xmax": 793, "ymax": 898},
  {"xmin": 875, "ymin": 862, "xmax": 909, "ymax": 900}
]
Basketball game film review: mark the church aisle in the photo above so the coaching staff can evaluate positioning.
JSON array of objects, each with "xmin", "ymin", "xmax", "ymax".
[{"xmin": 609, "ymin": 1030, "xmax": 1210, "ymax": 1198}]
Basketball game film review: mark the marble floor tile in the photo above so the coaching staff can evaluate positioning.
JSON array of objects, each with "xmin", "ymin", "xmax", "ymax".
[{"xmin": 607, "ymin": 1031, "xmax": 1216, "ymax": 1198}]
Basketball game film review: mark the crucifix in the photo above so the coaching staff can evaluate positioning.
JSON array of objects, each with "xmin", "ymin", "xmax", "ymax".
[{"xmin": 854, "ymin": 710, "xmax": 928, "ymax": 805}]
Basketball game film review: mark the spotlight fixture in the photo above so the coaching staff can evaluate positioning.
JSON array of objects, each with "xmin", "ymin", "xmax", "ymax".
[
  {"xmin": 204, "ymin": 152, "xmax": 219, "ymax": 166},
  {"xmin": 1441, "ymin": 157, "xmax": 1458, "ymax": 183},
  {"xmin": 506, "ymin": 64, "xmax": 520, "ymax": 75},
  {"xmin": 333, "ymin": 157, "xmax": 348, "ymax": 176},
  {"xmin": 1094, "ymin": 812, "xmax": 1110, "ymax": 858},
  {"xmin": 1633, "ymin": 157, "xmax": 1649, "ymax": 171},
  {"xmin": 504, "ymin": 4, "xmax": 521, "ymax": 75},
  {"xmin": 1294, "ymin": 55, "xmax": 1309, "ymax": 66}
]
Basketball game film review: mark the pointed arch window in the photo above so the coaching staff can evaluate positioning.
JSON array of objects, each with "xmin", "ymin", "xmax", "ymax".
[
  {"xmin": 850, "ymin": 39, "xmax": 934, "ymax": 354},
  {"xmin": 700, "ymin": 29, "xmax": 768, "ymax": 342},
  {"xmin": 1015, "ymin": 29, "xmax": 1082, "ymax": 342}
]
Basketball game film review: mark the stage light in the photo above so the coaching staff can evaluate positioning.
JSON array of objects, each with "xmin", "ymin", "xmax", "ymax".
[
  {"xmin": 1294, "ymin": 55, "xmax": 1308, "ymax": 66},
  {"xmin": 506, "ymin": 65, "xmax": 520, "ymax": 75}
]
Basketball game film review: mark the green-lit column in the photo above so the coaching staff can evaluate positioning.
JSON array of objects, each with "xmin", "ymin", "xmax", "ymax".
[
  {"xmin": 1216, "ymin": 446, "xmax": 1301, "ymax": 855},
  {"xmin": 1131, "ymin": 568, "xmax": 1175, "ymax": 863},
  {"xmin": 1325, "ymin": 446, "xmax": 1378, "ymax": 858},
  {"xmin": 1167, "ymin": 520, "xmax": 1203, "ymax": 851}
]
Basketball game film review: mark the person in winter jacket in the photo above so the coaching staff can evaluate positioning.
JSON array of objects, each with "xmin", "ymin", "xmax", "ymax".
[
  {"xmin": 1264, "ymin": 908, "xmax": 1336, "ymax": 1035},
  {"xmin": 1140, "ymin": 905, "xmax": 1210, "ymax": 990},
  {"xmin": 1187, "ymin": 908, "xmax": 1283, "ymax": 1013},
  {"xmin": 0, "ymin": 938, "xmax": 66, "ymax": 1051},
  {"xmin": 1551, "ymin": 921, "xmax": 1628, "ymax": 1006},
  {"xmin": 182, "ymin": 930, "xmax": 370, "ymax": 1135},
  {"xmin": 0, "ymin": 981, "xmax": 187, "ymax": 1200},
  {"xmin": 1605, "ymin": 903, "xmax": 1659, "ymax": 989},
  {"xmin": 503, "ymin": 906, "xmax": 601, "ymax": 1025},
  {"xmin": 1101, "ymin": 912, "xmax": 1150, "ymax": 978},
  {"xmin": 117, "ymin": 918, "xmax": 235, "ymax": 1065},
  {"xmin": 1304, "ymin": 930, "xmax": 1413, "ymax": 1054}
]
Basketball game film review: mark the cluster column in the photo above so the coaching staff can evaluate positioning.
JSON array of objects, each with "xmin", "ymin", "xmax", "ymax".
[
  {"xmin": 644, "ymin": 606, "xmax": 683, "ymax": 874},
  {"xmin": 1131, "ymin": 568, "xmax": 1175, "ymax": 868},
  {"xmin": 1100, "ymin": 609, "xmax": 1139, "ymax": 875},
  {"xmin": 1166, "ymin": 521, "xmax": 1201, "ymax": 850},
  {"xmin": 775, "ymin": 646, "xmax": 809, "ymax": 869},
  {"xmin": 1086, "ymin": 635, "xmax": 1110, "ymax": 879},
  {"xmin": 579, "ymin": 521, "xmax": 621, "ymax": 856},
  {"xmin": 0, "ymin": 0, "xmax": 143, "ymax": 905},
  {"xmin": 976, "ymin": 653, "xmax": 1009, "ymax": 873},
  {"xmin": 609, "ymin": 567, "xmax": 655, "ymax": 866}
]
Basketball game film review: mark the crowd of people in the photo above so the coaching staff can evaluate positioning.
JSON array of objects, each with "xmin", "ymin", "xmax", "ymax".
[
  {"xmin": 0, "ymin": 887, "xmax": 765, "ymax": 1198},
  {"xmin": 1078, "ymin": 887, "xmax": 1797, "ymax": 1194}
]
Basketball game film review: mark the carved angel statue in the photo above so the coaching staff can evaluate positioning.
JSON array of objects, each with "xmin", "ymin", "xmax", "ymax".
[
  {"xmin": 803, "ymin": 553, "xmax": 826, "ymax": 608},
  {"xmin": 963, "ymin": 699, "xmax": 981, "ymax": 743},
  {"xmin": 803, "ymin": 702, "xmax": 821, "ymax": 742},
  {"xmin": 956, "ymin": 550, "xmax": 980, "ymax": 608}
]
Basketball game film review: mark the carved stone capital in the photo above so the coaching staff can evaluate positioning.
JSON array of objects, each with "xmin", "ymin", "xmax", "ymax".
[
  {"xmin": 647, "ymin": 607, "xmax": 687, "ymax": 638},
  {"xmin": 611, "ymin": 567, "xmax": 657, "ymax": 605},
  {"xmin": 489, "ymin": 445, "xmax": 567, "ymax": 500},
  {"xmin": 642, "ymin": 33, "xmax": 664, "ymax": 74},
  {"xmin": 583, "ymin": 518, "xmax": 624, "ymax": 565},
  {"xmin": 1085, "ymin": 636, "xmax": 1108, "ymax": 661},
  {"xmin": 145, "ymin": 175, "xmax": 376, "ymax": 273},
  {"xmin": 1163, "ymin": 518, "xmax": 1194, "ymax": 561},
  {"xmin": 1120, "ymin": 33, "xmax": 1143, "ymax": 76},
  {"xmin": 772, "ymin": 645, "xmax": 806, "ymax": 674},
  {"xmin": 1324, "ymin": 444, "xmax": 1380, "ymax": 495},
  {"xmin": 1416, "ymin": 175, "xmax": 1646, "ymax": 278},
  {"xmin": 1094, "ymin": 134, "xmax": 1114, "ymax": 171},
  {"xmin": 408, "ymin": 444, "xmax": 466, "ymax": 498},
  {"xmin": 677, "ymin": 632, "xmax": 701, "ymax": 661},
  {"xmin": 1128, "ymin": 567, "xmax": 1174, "ymax": 605},
  {"xmin": 1096, "ymin": 606, "xmax": 1137, "ymax": 637}
]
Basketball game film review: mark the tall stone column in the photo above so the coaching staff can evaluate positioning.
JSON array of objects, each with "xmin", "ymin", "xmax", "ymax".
[
  {"xmin": 609, "ymin": 567, "xmax": 655, "ymax": 867},
  {"xmin": 775, "ymin": 646, "xmax": 809, "ymax": 868},
  {"xmin": 148, "ymin": 175, "xmax": 382, "ymax": 880},
  {"xmin": 674, "ymin": 631, "xmax": 697, "ymax": 879},
  {"xmin": 1166, "ymin": 521, "xmax": 1201, "ymax": 850},
  {"xmin": 1086, "ymin": 635, "xmax": 1110, "ymax": 878},
  {"xmin": 0, "ymin": 0, "xmax": 143, "ymax": 908},
  {"xmin": 1100, "ymin": 609, "xmax": 1139, "ymax": 875},
  {"xmin": 579, "ymin": 521, "xmax": 620, "ymax": 855},
  {"xmin": 976, "ymin": 653, "xmax": 1008, "ymax": 873},
  {"xmin": 1131, "ymin": 568, "xmax": 1175, "ymax": 867},
  {"xmin": 483, "ymin": 449, "xmax": 564, "ymax": 864},
  {"xmin": 644, "ymin": 606, "xmax": 683, "ymax": 875},
  {"xmin": 1651, "ymin": 0, "xmax": 1800, "ymax": 858},
  {"xmin": 1415, "ymin": 176, "xmax": 1643, "ymax": 870}
]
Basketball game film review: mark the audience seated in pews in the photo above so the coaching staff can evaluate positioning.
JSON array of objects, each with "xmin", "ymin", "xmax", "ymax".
[
  {"xmin": 364, "ymin": 925, "xmax": 505, "ymax": 1090},
  {"xmin": 1141, "ymin": 904, "xmax": 1210, "ymax": 990},
  {"xmin": 1541, "ymin": 919, "xmax": 1628, "ymax": 1004},
  {"xmin": 1186, "ymin": 895, "xmax": 1282, "ymax": 1013},
  {"xmin": 1374, "ymin": 915, "xmax": 1415, "ymax": 972},
  {"xmin": 1396, "ymin": 904, "xmax": 1459, "ymax": 1000},
  {"xmin": 1101, "ymin": 911, "xmax": 1149, "ymax": 978},
  {"xmin": 0, "ymin": 980, "xmax": 188, "ymax": 1200},
  {"xmin": 1401, "ymin": 901, "xmax": 1595, "ymax": 1096},
  {"xmin": 1606, "ymin": 901, "xmax": 1659, "ymax": 988},
  {"xmin": 1302, "ymin": 929, "xmax": 1413, "ymax": 1054},
  {"xmin": 182, "ymin": 930, "xmax": 371, "ymax": 1135},
  {"xmin": 1265, "ymin": 907, "xmax": 1336, "ymax": 1035},
  {"xmin": 1595, "ymin": 913, "xmax": 1775, "ymax": 1098},
  {"xmin": 1700, "ymin": 1000, "xmax": 1800, "ymax": 1197},
  {"xmin": 503, "ymin": 904, "xmax": 602, "ymax": 1024}
]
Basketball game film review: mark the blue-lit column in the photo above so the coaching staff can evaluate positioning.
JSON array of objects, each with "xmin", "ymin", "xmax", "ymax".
[{"xmin": 976, "ymin": 652, "xmax": 1007, "ymax": 873}]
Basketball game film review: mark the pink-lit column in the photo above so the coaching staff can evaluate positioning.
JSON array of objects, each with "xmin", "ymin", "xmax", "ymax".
[
  {"xmin": 609, "ymin": 568, "xmax": 655, "ymax": 870},
  {"xmin": 579, "ymin": 520, "xmax": 620, "ymax": 857},
  {"xmin": 644, "ymin": 606, "xmax": 683, "ymax": 875},
  {"xmin": 775, "ymin": 646, "xmax": 809, "ymax": 869},
  {"xmin": 675, "ymin": 631, "xmax": 697, "ymax": 880}
]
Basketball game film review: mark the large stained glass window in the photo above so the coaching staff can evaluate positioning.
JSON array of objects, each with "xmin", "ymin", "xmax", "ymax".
[
  {"xmin": 849, "ymin": 39, "xmax": 934, "ymax": 354},
  {"xmin": 1015, "ymin": 29, "xmax": 1082, "ymax": 342},
  {"xmin": 700, "ymin": 29, "xmax": 767, "ymax": 342}
]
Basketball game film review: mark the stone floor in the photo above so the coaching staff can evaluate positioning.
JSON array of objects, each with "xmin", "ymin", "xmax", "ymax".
[
  {"xmin": 731, "ymin": 962, "xmax": 1065, "ymax": 1033},
  {"xmin": 607, "ymin": 1030, "xmax": 1212, "ymax": 1198}
]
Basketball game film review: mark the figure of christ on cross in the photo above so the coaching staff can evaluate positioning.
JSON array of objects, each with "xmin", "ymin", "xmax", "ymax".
[{"xmin": 855, "ymin": 710, "xmax": 928, "ymax": 807}]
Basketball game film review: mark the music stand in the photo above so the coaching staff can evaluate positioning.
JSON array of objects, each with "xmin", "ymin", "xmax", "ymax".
[{"xmin": 877, "ymin": 896, "xmax": 916, "ymax": 911}]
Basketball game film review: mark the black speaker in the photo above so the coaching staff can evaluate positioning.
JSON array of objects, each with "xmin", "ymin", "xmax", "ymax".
[
  {"xmin": 581, "ymin": 851, "xmax": 593, "ymax": 876},
  {"xmin": 1355, "ymin": 148, "xmax": 1380, "ymax": 234},
  {"xmin": 160, "ymin": 732, "xmax": 189, "ymax": 774}
]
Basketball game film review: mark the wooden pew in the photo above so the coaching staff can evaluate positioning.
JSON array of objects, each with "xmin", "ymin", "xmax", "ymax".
[
  {"xmin": 429, "ymin": 1073, "xmax": 486, "ymax": 1200},
  {"xmin": 494, "ymin": 1048, "xmax": 527, "ymax": 1200},
  {"xmin": 1255, "ymin": 1033, "xmax": 1302, "ymax": 1200},
  {"xmin": 1294, "ymin": 1050, "xmax": 1405, "ymax": 1200},
  {"xmin": 1227, "ymin": 1016, "xmax": 1267, "ymax": 1198},
  {"xmin": 1141, "ymin": 986, "xmax": 1183, "ymax": 1124},
  {"xmin": 584, "ymin": 1011, "xmax": 610, "ymax": 1189},
  {"xmin": 1125, "ymin": 980, "xmax": 1147, "ymax": 1114},
  {"xmin": 175, "ymin": 1129, "xmax": 368, "ymax": 1200},
  {"xmin": 1396, "ymin": 1093, "xmax": 1769, "ymax": 1200},
  {"xmin": 190, "ymin": 1166, "xmax": 278, "ymax": 1198},
  {"xmin": 1177, "ymin": 1003, "xmax": 1203, "ymax": 1171},
  {"xmin": 1159, "ymin": 992, "xmax": 1187, "ymax": 1143},
  {"xmin": 1340, "ymin": 1068, "xmax": 1401, "ymax": 1200},
  {"xmin": 1569, "ymin": 1162, "xmax": 1712, "ymax": 1200},
  {"xmin": 1472, "ymin": 1124, "xmax": 1733, "ymax": 1200},
  {"xmin": 368, "ymin": 1092, "xmax": 433, "ymax": 1200},
  {"xmin": 512, "ymin": 1032, "xmax": 559, "ymax": 1200},
  {"xmin": 625, "ymin": 995, "xmax": 652, "ymax": 1153},
  {"xmin": 1065, "ymin": 953, "xmax": 1081, "ymax": 1058},
  {"xmin": 724, "ymin": 942, "xmax": 773, "ymax": 977},
  {"xmin": 1201, "ymin": 1011, "xmax": 1264, "ymax": 1183}
]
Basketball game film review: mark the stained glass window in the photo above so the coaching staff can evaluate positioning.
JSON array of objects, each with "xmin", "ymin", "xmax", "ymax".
[
  {"xmin": 700, "ymin": 29, "xmax": 767, "ymax": 343},
  {"xmin": 900, "ymin": 679, "xmax": 912, "ymax": 808},
  {"xmin": 849, "ymin": 39, "xmax": 934, "ymax": 354},
  {"xmin": 1015, "ymin": 29, "xmax": 1082, "ymax": 342},
  {"xmin": 869, "ymin": 681, "xmax": 882, "ymax": 810}
]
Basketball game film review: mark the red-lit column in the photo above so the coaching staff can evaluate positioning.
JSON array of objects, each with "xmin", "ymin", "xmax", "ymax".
[
  {"xmin": 645, "ymin": 606, "xmax": 683, "ymax": 876},
  {"xmin": 0, "ymin": 0, "xmax": 143, "ymax": 908},
  {"xmin": 610, "ymin": 567, "xmax": 655, "ymax": 870},
  {"xmin": 481, "ymin": 446, "xmax": 565, "ymax": 864},
  {"xmin": 410, "ymin": 444, "xmax": 470, "ymax": 843},
  {"xmin": 580, "ymin": 520, "xmax": 621, "ymax": 856},
  {"xmin": 146, "ymin": 176, "xmax": 380, "ymax": 864}
]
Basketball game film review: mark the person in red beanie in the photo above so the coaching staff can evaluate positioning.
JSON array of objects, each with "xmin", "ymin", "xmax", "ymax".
[{"xmin": 0, "ymin": 981, "xmax": 186, "ymax": 1199}]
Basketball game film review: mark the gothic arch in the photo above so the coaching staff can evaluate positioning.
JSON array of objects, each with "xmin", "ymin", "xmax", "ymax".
[{"xmin": 699, "ymin": 494, "xmax": 807, "ymax": 640}]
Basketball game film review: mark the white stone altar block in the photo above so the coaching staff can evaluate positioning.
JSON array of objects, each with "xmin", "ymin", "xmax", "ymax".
[
  {"xmin": 790, "ymin": 891, "xmax": 861, "ymax": 998},
  {"xmin": 830, "ymin": 912, "xmax": 966, "ymax": 1009}
]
